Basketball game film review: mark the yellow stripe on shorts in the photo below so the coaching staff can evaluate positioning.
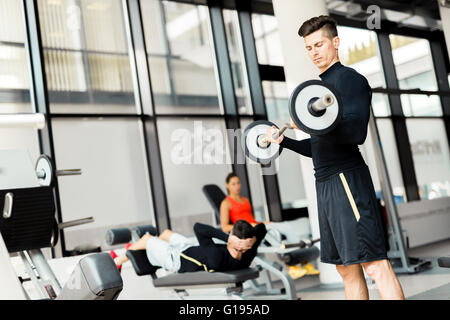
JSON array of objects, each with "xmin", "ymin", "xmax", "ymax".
[
  {"xmin": 180, "ymin": 253, "xmax": 214, "ymax": 272},
  {"xmin": 339, "ymin": 173, "xmax": 361, "ymax": 222}
]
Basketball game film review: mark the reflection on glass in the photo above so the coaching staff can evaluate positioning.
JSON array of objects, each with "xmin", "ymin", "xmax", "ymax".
[
  {"xmin": 223, "ymin": 9, "xmax": 252, "ymax": 115},
  {"xmin": 52, "ymin": 118, "xmax": 154, "ymax": 250},
  {"xmin": 157, "ymin": 117, "xmax": 232, "ymax": 236},
  {"xmin": 337, "ymin": 26, "xmax": 388, "ymax": 116},
  {"xmin": 406, "ymin": 119, "xmax": 450, "ymax": 200},
  {"xmin": 0, "ymin": 0, "xmax": 32, "ymax": 113},
  {"xmin": 389, "ymin": 35, "xmax": 442, "ymax": 116},
  {"xmin": 141, "ymin": 0, "xmax": 221, "ymax": 115},
  {"xmin": 38, "ymin": 0, "xmax": 137, "ymax": 114},
  {"xmin": 251, "ymin": 14, "xmax": 284, "ymax": 66}
]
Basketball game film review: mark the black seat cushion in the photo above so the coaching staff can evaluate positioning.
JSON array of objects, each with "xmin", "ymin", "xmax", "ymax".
[
  {"xmin": 126, "ymin": 250, "xmax": 160, "ymax": 276},
  {"xmin": 202, "ymin": 185, "xmax": 227, "ymax": 225},
  {"xmin": 438, "ymin": 256, "xmax": 450, "ymax": 268},
  {"xmin": 153, "ymin": 268, "xmax": 260, "ymax": 287}
]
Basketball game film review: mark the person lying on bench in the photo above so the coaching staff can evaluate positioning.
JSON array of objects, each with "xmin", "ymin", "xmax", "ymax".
[
  {"xmin": 112, "ymin": 220, "xmax": 266, "ymax": 273},
  {"xmin": 220, "ymin": 172, "xmax": 320, "ymax": 279}
]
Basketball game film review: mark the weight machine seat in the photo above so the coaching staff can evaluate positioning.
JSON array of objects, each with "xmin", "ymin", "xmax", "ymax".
[
  {"xmin": 202, "ymin": 184, "xmax": 227, "ymax": 225},
  {"xmin": 153, "ymin": 268, "xmax": 260, "ymax": 287},
  {"xmin": 126, "ymin": 250, "xmax": 160, "ymax": 276},
  {"xmin": 438, "ymin": 256, "xmax": 450, "ymax": 268},
  {"xmin": 125, "ymin": 249, "xmax": 259, "ymax": 287}
]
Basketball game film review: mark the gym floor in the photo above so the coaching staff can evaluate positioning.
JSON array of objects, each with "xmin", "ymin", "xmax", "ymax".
[
  {"xmin": 14, "ymin": 239, "xmax": 450, "ymax": 300},
  {"xmin": 113, "ymin": 239, "xmax": 450, "ymax": 300}
]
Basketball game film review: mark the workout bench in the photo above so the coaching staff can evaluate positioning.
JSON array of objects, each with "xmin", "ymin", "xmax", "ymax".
[{"xmin": 106, "ymin": 226, "xmax": 260, "ymax": 299}]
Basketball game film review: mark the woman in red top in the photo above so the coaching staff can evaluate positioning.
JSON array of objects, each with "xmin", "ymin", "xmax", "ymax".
[
  {"xmin": 219, "ymin": 173, "xmax": 320, "ymax": 278},
  {"xmin": 219, "ymin": 174, "xmax": 269, "ymax": 233}
]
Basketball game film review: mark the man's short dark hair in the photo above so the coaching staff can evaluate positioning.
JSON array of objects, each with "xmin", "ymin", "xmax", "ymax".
[
  {"xmin": 232, "ymin": 220, "xmax": 254, "ymax": 239},
  {"xmin": 298, "ymin": 15, "xmax": 338, "ymax": 39}
]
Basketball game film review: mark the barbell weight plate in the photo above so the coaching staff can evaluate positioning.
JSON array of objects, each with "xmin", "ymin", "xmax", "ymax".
[
  {"xmin": 242, "ymin": 120, "xmax": 282, "ymax": 164},
  {"xmin": 35, "ymin": 154, "xmax": 54, "ymax": 187},
  {"xmin": 289, "ymin": 80, "xmax": 343, "ymax": 136}
]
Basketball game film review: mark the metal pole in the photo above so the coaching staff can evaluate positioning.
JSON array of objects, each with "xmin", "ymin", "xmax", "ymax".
[{"xmin": 367, "ymin": 109, "xmax": 410, "ymax": 270}]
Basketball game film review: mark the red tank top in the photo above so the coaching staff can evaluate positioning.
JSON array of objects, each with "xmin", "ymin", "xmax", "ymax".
[{"xmin": 226, "ymin": 196, "xmax": 258, "ymax": 225}]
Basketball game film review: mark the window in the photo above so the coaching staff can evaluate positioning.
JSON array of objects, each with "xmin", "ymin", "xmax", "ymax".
[
  {"xmin": 390, "ymin": 35, "xmax": 442, "ymax": 116},
  {"xmin": 223, "ymin": 9, "xmax": 252, "ymax": 115},
  {"xmin": 157, "ymin": 117, "xmax": 233, "ymax": 235},
  {"xmin": 0, "ymin": 0, "xmax": 32, "ymax": 113},
  {"xmin": 52, "ymin": 118, "xmax": 155, "ymax": 250},
  {"xmin": 38, "ymin": 0, "xmax": 137, "ymax": 114},
  {"xmin": 251, "ymin": 14, "xmax": 284, "ymax": 66},
  {"xmin": 141, "ymin": 0, "xmax": 221, "ymax": 115},
  {"xmin": 406, "ymin": 119, "xmax": 450, "ymax": 200},
  {"xmin": 337, "ymin": 26, "xmax": 389, "ymax": 117},
  {"xmin": 0, "ymin": 0, "xmax": 40, "ymax": 162}
]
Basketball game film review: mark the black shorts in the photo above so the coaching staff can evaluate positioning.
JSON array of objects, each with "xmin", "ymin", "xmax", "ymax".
[{"xmin": 316, "ymin": 163, "xmax": 388, "ymax": 266}]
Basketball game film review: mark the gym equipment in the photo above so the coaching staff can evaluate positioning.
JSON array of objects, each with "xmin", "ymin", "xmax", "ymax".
[
  {"xmin": 280, "ymin": 238, "xmax": 320, "ymax": 250},
  {"xmin": 438, "ymin": 257, "xmax": 450, "ymax": 268},
  {"xmin": 0, "ymin": 113, "xmax": 123, "ymax": 300},
  {"xmin": 35, "ymin": 155, "xmax": 82, "ymax": 187},
  {"xmin": 367, "ymin": 109, "xmax": 431, "ymax": 274},
  {"xmin": 289, "ymin": 80, "xmax": 342, "ymax": 136},
  {"xmin": 106, "ymin": 226, "xmax": 260, "ymax": 299},
  {"xmin": 202, "ymin": 184, "xmax": 320, "ymax": 300},
  {"xmin": 242, "ymin": 80, "xmax": 342, "ymax": 164},
  {"xmin": 242, "ymin": 120, "xmax": 285, "ymax": 164}
]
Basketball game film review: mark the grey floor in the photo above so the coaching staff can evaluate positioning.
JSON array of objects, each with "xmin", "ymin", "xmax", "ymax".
[
  {"xmin": 293, "ymin": 239, "xmax": 450, "ymax": 300},
  {"xmin": 13, "ymin": 238, "xmax": 450, "ymax": 300}
]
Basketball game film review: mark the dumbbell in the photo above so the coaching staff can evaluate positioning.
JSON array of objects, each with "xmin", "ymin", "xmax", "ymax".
[
  {"xmin": 243, "ymin": 80, "xmax": 342, "ymax": 164},
  {"xmin": 35, "ymin": 155, "xmax": 82, "ymax": 187}
]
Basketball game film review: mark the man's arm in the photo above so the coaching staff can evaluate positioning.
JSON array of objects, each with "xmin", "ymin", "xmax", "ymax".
[
  {"xmin": 193, "ymin": 222, "xmax": 229, "ymax": 246},
  {"xmin": 239, "ymin": 223, "xmax": 267, "ymax": 266},
  {"xmin": 319, "ymin": 70, "xmax": 372, "ymax": 145},
  {"xmin": 279, "ymin": 137, "xmax": 312, "ymax": 158}
]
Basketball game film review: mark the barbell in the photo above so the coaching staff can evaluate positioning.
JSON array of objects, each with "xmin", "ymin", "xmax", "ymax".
[{"xmin": 243, "ymin": 80, "xmax": 342, "ymax": 164}]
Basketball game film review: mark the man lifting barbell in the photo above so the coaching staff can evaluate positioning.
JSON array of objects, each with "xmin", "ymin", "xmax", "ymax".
[{"xmin": 265, "ymin": 16, "xmax": 405, "ymax": 300}]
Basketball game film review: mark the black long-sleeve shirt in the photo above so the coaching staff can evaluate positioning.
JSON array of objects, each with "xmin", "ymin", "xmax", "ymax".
[
  {"xmin": 178, "ymin": 223, "xmax": 267, "ymax": 273},
  {"xmin": 280, "ymin": 61, "xmax": 372, "ymax": 181}
]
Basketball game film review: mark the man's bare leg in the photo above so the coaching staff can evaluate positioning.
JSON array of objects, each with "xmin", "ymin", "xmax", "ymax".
[
  {"xmin": 115, "ymin": 234, "xmax": 153, "ymax": 266},
  {"xmin": 336, "ymin": 264, "xmax": 369, "ymax": 300},
  {"xmin": 362, "ymin": 259, "xmax": 405, "ymax": 300},
  {"xmin": 158, "ymin": 229, "xmax": 174, "ymax": 242}
]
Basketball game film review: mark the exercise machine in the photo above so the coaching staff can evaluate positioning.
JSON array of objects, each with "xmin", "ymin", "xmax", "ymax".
[{"xmin": 0, "ymin": 113, "xmax": 123, "ymax": 300}]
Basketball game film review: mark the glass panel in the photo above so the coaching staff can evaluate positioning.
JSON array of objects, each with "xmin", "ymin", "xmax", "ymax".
[
  {"xmin": 389, "ymin": 35, "xmax": 442, "ymax": 116},
  {"xmin": 337, "ymin": 26, "xmax": 389, "ymax": 117},
  {"xmin": 0, "ymin": 0, "xmax": 33, "ymax": 113},
  {"xmin": 141, "ymin": 0, "xmax": 221, "ymax": 115},
  {"xmin": 251, "ymin": 14, "xmax": 284, "ymax": 66},
  {"xmin": 157, "ymin": 117, "xmax": 232, "ymax": 236},
  {"xmin": 263, "ymin": 81, "xmax": 308, "ymax": 210},
  {"xmin": 406, "ymin": 119, "xmax": 450, "ymax": 200},
  {"xmin": 52, "ymin": 118, "xmax": 154, "ymax": 250},
  {"xmin": 360, "ymin": 119, "xmax": 406, "ymax": 203},
  {"xmin": 38, "ymin": 0, "xmax": 137, "ymax": 114},
  {"xmin": 400, "ymin": 93, "xmax": 442, "ymax": 117},
  {"xmin": 223, "ymin": 9, "xmax": 252, "ymax": 115}
]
